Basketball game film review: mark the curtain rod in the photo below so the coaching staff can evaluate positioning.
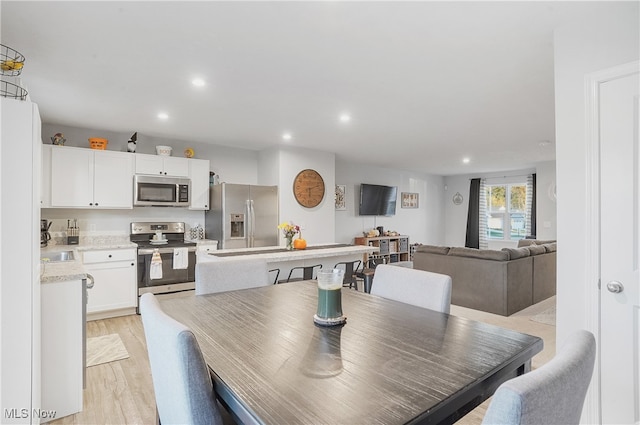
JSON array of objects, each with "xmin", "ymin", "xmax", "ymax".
[{"xmin": 469, "ymin": 173, "xmax": 534, "ymax": 180}]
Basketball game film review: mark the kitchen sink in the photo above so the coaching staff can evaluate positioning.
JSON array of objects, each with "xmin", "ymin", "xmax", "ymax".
[{"xmin": 41, "ymin": 250, "xmax": 75, "ymax": 262}]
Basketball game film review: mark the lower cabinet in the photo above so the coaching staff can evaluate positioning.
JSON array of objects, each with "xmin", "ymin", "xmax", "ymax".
[
  {"xmin": 41, "ymin": 279, "xmax": 84, "ymax": 422},
  {"xmin": 83, "ymin": 248, "xmax": 137, "ymax": 320}
]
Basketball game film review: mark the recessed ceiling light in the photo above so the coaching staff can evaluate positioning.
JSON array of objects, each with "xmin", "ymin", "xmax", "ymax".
[
  {"xmin": 462, "ymin": 157, "xmax": 470, "ymax": 164},
  {"xmin": 157, "ymin": 112, "xmax": 169, "ymax": 120},
  {"xmin": 339, "ymin": 113, "xmax": 351, "ymax": 123},
  {"xmin": 282, "ymin": 133, "xmax": 292, "ymax": 141},
  {"xmin": 192, "ymin": 78, "xmax": 205, "ymax": 87}
]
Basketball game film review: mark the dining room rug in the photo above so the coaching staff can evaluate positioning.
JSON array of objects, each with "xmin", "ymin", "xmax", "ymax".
[
  {"xmin": 530, "ymin": 306, "xmax": 556, "ymax": 326},
  {"xmin": 86, "ymin": 333, "xmax": 129, "ymax": 367}
]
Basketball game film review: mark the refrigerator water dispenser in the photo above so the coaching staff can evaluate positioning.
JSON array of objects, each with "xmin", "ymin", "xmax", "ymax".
[{"xmin": 230, "ymin": 214, "xmax": 245, "ymax": 238}]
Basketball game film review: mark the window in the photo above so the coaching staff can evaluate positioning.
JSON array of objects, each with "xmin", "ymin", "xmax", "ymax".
[{"xmin": 486, "ymin": 183, "xmax": 527, "ymax": 240}]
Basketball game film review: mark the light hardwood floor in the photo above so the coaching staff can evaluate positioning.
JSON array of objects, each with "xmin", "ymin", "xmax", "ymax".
[{"xmin": 50, "ymin": 294, "xmax": 556, "ymax": 425}]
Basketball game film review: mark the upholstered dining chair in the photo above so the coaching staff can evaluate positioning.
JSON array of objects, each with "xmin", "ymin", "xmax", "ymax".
[
  {"xmin": 370, "ymin": 264, "xmax": 452, "ymax": 314},
  {"xmin": 195, "ymin": 258, "xmax": 270, "ymax": 295},
  {"xmin": 139, "ymin": 293, "xmax": 225, "ymax": 425},
  {"xmin": 482, "ymin": 330, "xmax": 596, "ymax": 425}
]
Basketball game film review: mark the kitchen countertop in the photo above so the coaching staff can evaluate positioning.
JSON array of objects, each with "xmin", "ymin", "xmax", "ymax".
[
  {"xmin": 208, "ymin": 243, "xmax": 378, "ymax": 262},
  {"xmin": 40, "ymin": 235, "xmax": 137, "ymax": 284}
]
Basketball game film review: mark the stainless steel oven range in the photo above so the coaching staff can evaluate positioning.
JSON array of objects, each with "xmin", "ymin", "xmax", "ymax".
[{"xmin": 131, "ymin": 222, "xmax": 197, "ymax": 299}]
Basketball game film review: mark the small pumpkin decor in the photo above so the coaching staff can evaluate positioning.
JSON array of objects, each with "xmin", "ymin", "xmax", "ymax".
[{"xmin": 293, "ymin": 231, "xmax": 307, "ymax": 250}]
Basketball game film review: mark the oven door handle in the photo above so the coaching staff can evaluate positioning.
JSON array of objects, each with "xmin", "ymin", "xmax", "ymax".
[{"xmin": 138, "ymin": 247, "xmax": 197, "ymax": 255}]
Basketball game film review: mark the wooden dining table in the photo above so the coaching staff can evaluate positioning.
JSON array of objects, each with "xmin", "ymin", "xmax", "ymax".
[{"xmin": 159, "ymin": 282, "xmax": 543, "ymax": 425}]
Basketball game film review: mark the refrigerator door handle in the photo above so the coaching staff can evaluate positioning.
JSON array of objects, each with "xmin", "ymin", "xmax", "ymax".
[
  {"xmin": 245, "ymin": 199, "xmax": 251, "ymax": 248},
  {"xmin": 249, "ymin": 199, "xmax": 256, "ymax": 247}
]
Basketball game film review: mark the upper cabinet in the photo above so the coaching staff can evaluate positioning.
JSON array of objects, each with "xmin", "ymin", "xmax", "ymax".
[
  {"xmin": 43, "ymin": 146, "xmax": 210, "ymax": 210},
  {"xmin": 135, "ymin": 153, "xmax": 189, "ymax": 177},
  {"xmin": 188, "ymin": 158, "xmax": 210, "ymax": 210},
  {"xmin": 49, "ymin": 146, "xmax": 134, "ymax": 209}
]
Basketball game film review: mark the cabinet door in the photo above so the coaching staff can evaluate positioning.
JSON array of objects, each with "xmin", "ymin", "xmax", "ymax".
[
  {"xmin": 93, "ymin": 151, "xmax": 134, "ymax": 208},
  {"xmin": 50, "ymin": 146, "xmax": 93, "ymax": 207},
  {"xmin": 162, "ymin": 156, "xmax": 189, "ymax": 177},
  {"xmin": 188, "ymin": 158, "xmax": 210, "ymax": 210},
  {"xmin": 41, "ymin": 279, "xmax": 83, "ymax": 417},
  {"xmin": 135, "ymin": 154, "xmax": 189, "ymax": 177},
  {"xmin": 135, "ymin": 153, "xmax": 164, "ymax": 175},
  {"xmin": 41, "ymin": 144, "xmax": 52, "ymax": 207},
  {"xmin": 85, "ymin": 260, "xmax": 137, "ymax": 314}
]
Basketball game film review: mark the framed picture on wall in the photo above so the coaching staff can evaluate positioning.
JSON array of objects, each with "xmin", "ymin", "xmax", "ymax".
[
  {"xmin": 401, "ymin": 192, "xmax": 419, "ymax": 209},
  {"xmin": 335, "ymin": 185, "xmax": 346, "ymax": 210}
]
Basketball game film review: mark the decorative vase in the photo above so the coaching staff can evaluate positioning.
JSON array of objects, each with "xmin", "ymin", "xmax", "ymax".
[{"xmin": 285, "ymin": 236, "xmax": 293, "ymax": 251}]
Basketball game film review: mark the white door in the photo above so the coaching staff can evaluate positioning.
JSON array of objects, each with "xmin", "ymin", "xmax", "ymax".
[{"xmin": 599, "ymin": 63, "xmax": 640, "ymax": 424}]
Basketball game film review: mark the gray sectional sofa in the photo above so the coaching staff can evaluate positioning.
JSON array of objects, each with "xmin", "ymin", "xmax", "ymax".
[{"xmin": 412, "ymin": 240, "xmax": 556, "ymax": 316}]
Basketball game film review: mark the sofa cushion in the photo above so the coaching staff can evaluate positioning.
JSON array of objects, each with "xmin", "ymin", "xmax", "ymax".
[
  {"xmin": 542, "ymin": 242, "xmax": 557, "ymax": 253},
  {"xmin": 517, "ymin": 239, "xmax": 557, "ymax": 247},
  {"xmin": 527, "ymin": 245, "xmax": 547, "ymax": 255},
  {"xmin": 416, "ymin": 245, "xmax": 450, "ymax": 255},
  {"xmin": 449, "ymin": 247, "xmax": 509, "ymax": 261},
  {"xmin": 502, "ymin": 247, "xmax": 531, "ymax": 260}
]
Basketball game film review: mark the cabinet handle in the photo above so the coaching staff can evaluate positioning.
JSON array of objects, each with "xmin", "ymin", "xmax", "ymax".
[
  {"xmin": 89, "ymin": 203, "xmax": 93, "ymax": 206},
  {"xmin": 131, "ymin": 263, "xmax": 135, "ymax": 266},
  {"xmin": 108, "ymin": 254, "xmax": 112, "ymax": 258},
  {"xmin": 86, "ymin": 274, "xmax": 95, "ymax": 289}
]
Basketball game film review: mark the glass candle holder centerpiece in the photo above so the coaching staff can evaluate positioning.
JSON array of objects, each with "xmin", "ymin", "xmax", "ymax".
[{"xmin": 314, "ymin": 269, "xmax": 346, "ymax": 326}]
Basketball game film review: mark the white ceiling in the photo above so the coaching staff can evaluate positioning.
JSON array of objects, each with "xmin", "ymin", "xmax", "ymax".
[{"xmin": 1, "ymin": 1, "xmax": 602, "ymax": 175}]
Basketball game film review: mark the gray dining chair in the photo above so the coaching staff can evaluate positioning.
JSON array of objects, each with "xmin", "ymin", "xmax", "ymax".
[
  {"xmin": 482, "ymin": 330, "xmax": 596, "ymax": 425},
  {"xmin": 370, "ymin": 264, "xmax": 452, "ymax": 314},
  {"xmin": 139, "ymin": 293, "xmax": 225, "ymax": 425},
  {"xmin": 195, "ymin": 258, "xmax": 270, "ymax": 295}
]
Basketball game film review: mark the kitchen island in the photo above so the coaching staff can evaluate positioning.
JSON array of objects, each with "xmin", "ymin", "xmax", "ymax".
[{"xmin": 201, "ymin": 243, "xmax": 379, "ymax": 283}]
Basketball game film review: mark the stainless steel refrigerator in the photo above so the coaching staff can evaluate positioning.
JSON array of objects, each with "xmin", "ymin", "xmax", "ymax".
[{"xmin": 205, "ymin": 183, "xmax": 279, "ymax": 249}]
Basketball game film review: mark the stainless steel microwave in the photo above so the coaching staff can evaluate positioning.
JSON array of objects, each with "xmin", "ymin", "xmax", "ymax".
[{"xmin": 134, "ymin": 175, "xmax": 190, "ymax": 207}]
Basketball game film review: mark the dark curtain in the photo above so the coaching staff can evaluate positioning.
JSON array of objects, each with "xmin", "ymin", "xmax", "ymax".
[
  {"xmin": 465, "ymin": 178, "xmax": 480, "ymax": 248},
  {"xmin": 531, "ymin": 174, "xmax": 537, "ymax": 238}
]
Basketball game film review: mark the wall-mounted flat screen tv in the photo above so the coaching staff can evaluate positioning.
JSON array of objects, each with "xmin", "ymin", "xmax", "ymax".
[{"xmin": 359, "ymin": 183, "xmax": 398, "ymax": 216}]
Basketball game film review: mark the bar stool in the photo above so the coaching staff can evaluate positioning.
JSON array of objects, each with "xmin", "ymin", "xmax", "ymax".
[
  {"xmin": 280, "ymin": 264, "xmax": 323, "ymax": 282},
  {"xmin": 268, "ymin": 268, "xmax": 280, "ymax": 285},
  {"xmin": 356, "ymin": 257, "xmax": 386, "ymax": 293},
  {"xmin": 333, "ymin": 260, "xmax": 362, "ymax": 290}
]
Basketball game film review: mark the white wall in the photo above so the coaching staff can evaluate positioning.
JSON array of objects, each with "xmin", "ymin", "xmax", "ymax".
[
  {"xmin": 554, "ymin": 2, "xmax": 638, "ymax": 342},
  {"xmin": 554, "ymin": 3, "xmax": 638, "ymax": 421},
  {"xmin": 41, "ymin": 208, "xmax": 205, "ymax": 242},
  {"xmin": 335, "ymin": 160, "xmax": 445, "ymax": 246},
  {"xmin": 274, "ymin": 147, "xmax": 336, "ymax": 246},
  {"xmin": 443, "ymin": 166, "xmax": 557, "ymax": 249}
]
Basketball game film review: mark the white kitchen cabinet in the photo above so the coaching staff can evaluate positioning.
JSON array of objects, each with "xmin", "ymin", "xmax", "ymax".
[
  {"xmin": 1, "ymin": 98, "xmax": 42, "ymax": 423},
  {"xmin": 41, "ymin": 279, "xmax": 84, "ymax": 422},
  {"xmin": 188, "ymin": 158, "xmax": 210, "ymax": 210},
  {"xmin": 50, "ymin": 146, "xmax": 134, "ymax": 208},
  {"xmin": 83, "ymin": 248, "xmax": 137, "ymax": 320},
  {"xmin": 42, "ymin": 144, "xmax": 52, "ymax": 207},
  {"xmin": 135, "ymin": 153, "xmax": 189, "ymax": 177}
]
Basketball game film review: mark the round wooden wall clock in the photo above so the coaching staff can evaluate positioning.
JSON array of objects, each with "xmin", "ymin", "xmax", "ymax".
[{"xmin": 293, "ymin": 169, "xmax": 325, "ymax": 208}]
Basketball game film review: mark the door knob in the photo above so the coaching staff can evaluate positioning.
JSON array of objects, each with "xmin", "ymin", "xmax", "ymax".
[{"xmin": 606, "ymin": 281, "xmax": 624, "ymax": 293}]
